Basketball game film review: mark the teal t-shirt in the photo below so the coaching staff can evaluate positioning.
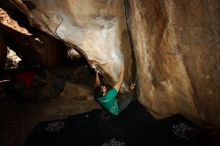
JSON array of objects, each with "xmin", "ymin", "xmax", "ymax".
[{"xmin": 97, "ymin": 88, "xmax": 119, "ymax": 115}]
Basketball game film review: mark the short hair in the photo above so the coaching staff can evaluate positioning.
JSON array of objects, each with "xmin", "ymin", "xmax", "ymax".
[{"xmin": 94, "ymin": 86, "xmax": 103, "ymax": 99}]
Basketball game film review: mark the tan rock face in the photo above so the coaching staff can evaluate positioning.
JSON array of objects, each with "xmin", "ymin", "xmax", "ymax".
[
  {"xmin": 10, "ymin": 0, "xmax": 220, "ymax": 126},
  {"xmin": 128, "ymin": 0, "xmax": 199, "ymax": 121},
  {"xmin": 10, "ymin": 0, "xmax": 133, "ymax": 84},
  {"xmin": 128, "ymin": 0, "xmax": 220, "ymax": 126}
]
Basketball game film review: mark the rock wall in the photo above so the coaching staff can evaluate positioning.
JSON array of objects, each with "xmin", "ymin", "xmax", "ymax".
[
  {"xmin": 9, "ymin": 0, "xmax": 220, "ymax": 126},
  {"xmin": 128, "ymin": 0, "xmax": 220, "ymax": 126},
  {"xmin": 9, "ymin": 0, "xmax": 133, "ymax": 84}
]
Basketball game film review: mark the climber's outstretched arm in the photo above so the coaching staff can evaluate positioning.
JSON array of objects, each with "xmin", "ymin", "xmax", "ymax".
[
  {"xmin": 114, "ymin": 64, "xmax": 124, "ymax": 92},
  {"xmin": 95, "ymin": 71, "xmax": 100, "ymax": 86}
]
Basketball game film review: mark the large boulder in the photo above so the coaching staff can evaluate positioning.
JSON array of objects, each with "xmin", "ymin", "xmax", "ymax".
[
  {"xmin": 9, "ymin": 0, "xmax": 133, "ymax": 84},
  {"xmin": 129, "ymin": 0, "xmax": 220, "ymax": 126},
  {"xmin": 8, "ymin": 0, "xmax": 220, "ymax": 126}
]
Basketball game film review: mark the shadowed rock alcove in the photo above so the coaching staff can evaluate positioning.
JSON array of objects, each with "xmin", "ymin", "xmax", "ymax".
[{"xmin": 0, "ymin": 0, "xmax": 220, "ymax": 146}]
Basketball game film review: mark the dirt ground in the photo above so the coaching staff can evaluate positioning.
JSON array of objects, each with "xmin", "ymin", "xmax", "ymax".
[
  {"xmin": 0, "ymin": 65, "xmax": 101, "ymax": 146},
  {"xmin": 0, "ymin": 94, "xmax": 100, "ymax": 146},
  {"xmin": 0, "ymin": 8, "xmax": 101, "ymax": 146}
]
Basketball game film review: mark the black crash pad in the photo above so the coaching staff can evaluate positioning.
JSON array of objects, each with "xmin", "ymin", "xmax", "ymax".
[{"xmin": 24, "ymin": 101, "xmax": 206, "ymax": 146}]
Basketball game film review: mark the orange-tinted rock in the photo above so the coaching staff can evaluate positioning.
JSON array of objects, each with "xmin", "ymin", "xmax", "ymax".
[
  {"xmin": 128, "ymin": 0, "xmax": 220, "ymax": 126},
  {"xmin": 10, "ymin": 0, "xmax": 133, "ymax": 84}
]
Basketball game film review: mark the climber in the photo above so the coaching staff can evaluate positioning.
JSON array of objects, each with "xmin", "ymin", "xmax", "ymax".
[{"xmin": 94, "ymin": 63, "xmax": 135, "ymax": 118}]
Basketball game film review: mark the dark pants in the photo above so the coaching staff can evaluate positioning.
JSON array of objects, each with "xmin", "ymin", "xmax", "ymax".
[{"xmin": 118, "ymin": 91, "xmax": 134, "ymax": 113}]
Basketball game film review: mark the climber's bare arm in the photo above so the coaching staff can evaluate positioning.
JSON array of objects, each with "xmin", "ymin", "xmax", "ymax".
[
  {"xmin": 96, "ymin": 71, "xmax": 100, "ymax": 86},
  {"xmin": 114, "ymin": 64, "xmax": 124, "ymax": 92}
]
